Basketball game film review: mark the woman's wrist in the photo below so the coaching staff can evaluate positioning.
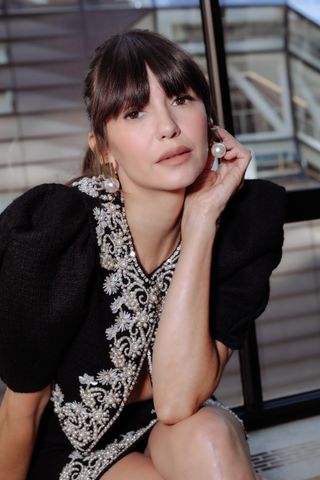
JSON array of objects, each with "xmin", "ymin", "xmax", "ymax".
[
  {"xmin": 180, "ymin": 223, "xmax": 217, "ymax": 254},
  {"xmin": 181, "ymin": 212, "xmax": 218, "ymax": 247}
]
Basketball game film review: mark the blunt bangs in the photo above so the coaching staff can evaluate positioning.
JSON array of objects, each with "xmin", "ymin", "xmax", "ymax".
[{"xmin": 85, "ymin": 30, "xmax": 213, "ymax": 143}]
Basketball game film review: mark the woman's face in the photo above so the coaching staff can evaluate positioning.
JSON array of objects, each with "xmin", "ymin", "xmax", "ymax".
[{"xmin": 105, "ymin": 68, "xmax": 209, "ymax": 194}]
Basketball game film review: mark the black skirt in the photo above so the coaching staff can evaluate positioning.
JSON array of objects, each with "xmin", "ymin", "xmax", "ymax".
[{"xmin": 27, "ymin": 399, "xmax": 157, "ymax": 480}]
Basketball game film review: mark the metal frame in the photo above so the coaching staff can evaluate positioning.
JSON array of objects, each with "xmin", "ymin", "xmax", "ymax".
[{"xmin": 200, "ymin": 0, "xmax": 234, "ymax": 131}]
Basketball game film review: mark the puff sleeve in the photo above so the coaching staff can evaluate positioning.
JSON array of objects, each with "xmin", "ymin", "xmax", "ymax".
[
  {"xmin": 0, "ymin": 184, "xmax": 97, "ymax": 392},
  {"xmin": 210, "ymin": 179, "xmax": 286, "ymax": 350}
]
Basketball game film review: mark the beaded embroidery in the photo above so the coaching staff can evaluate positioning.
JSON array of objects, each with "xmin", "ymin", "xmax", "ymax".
[
  {"xmin": 51, "ymin": 177, "xmax": 180, "ymax": 462},
  {"xmin": 60, "ymin": 418, "xmax": 157, "ymax": 480}
]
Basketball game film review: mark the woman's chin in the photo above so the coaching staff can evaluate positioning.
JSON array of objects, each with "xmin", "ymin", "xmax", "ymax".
[
  {"xmin": 157, "ymin": 179, "xmax": 195, "ymax": 193},
  {"xmin": 157, "ymin": 166, "xmax": 203, "ymax": 191},
  {"xmin": 121, "ymin": 166, "xmax": 204, "ymax": 194},
  {"xmin": 166, "ymin": 173, "xmax": 202, "ymax": 191}
]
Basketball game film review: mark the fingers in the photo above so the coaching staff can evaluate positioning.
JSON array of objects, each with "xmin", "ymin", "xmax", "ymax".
[
  {"xmin": 214, "ymin": 126, "xmax": 238, "ymax": 147},
  {"xmin": 195, "ymin": 127, "xmax": 250, "ymax": 194},
  {"xmin": 210, "ymin": 127, "xmax": 250, "ymax": 195},
  {"xmin": 213, "ymin": 126, "xmax": 251, "ymax": 165}
]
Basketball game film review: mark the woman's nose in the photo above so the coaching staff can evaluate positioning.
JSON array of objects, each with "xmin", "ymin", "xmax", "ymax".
[{"xmin": 156, "ymin": 108, "xmax": 181, "ymax": 140}]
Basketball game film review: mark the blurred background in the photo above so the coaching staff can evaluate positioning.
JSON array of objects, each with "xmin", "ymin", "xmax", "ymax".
[
  {"xmin": 0, "ymin": 3, "xmax": 319, "ymax": 476},
  {"xmin": 1, "ymin": 0, "xmax": 320, "ymax": 207}
]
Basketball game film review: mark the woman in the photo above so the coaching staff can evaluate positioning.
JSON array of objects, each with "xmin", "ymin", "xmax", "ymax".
[{"xmin": 0, "ymin": 30, "xmax": 285, "ymax": 479}]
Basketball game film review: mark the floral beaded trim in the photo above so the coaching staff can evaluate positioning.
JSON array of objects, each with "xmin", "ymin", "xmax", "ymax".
[
  {"xmin": 59, "ymin": 418, "xmax": 157, "ymax": 480},
  {"xmin": 51, "ymin": 176, "xmax": 180, "ymax": 455}
]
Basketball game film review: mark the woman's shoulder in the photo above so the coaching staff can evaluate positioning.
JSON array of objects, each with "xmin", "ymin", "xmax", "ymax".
[
  {"xmin": 0, "ymin": 181, "xmax": 101, "ymax": 275},
  {"xmin": 224, "ymin": 179, "xmax": 286, "ymax": 222},
  {"xmin": 220, "ymin": 179, "xmax": 286, "ymax": 239},
  {"xmin": 214, "ymin": 179, "xmax": 287, "ymax": 277},
  {"xmin": 0, "ymin": 182, "xmax": 98, "ymax": 240},
  {"xmin": 1, "ymin": 181, "xmax": 89, "ymax": 220}
]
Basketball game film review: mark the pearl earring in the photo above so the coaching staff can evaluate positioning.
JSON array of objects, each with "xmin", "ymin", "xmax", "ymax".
[
  {"xmin": 209, "ymin": 126, "xmax": 226, "ymax": 159},
  {"xmin": 211, "ymin": 142, "xmax": 226, "ymax": 158},
  {"xmin": 101, "ymin": 162, "xmax": 120, "ymax": 193}
]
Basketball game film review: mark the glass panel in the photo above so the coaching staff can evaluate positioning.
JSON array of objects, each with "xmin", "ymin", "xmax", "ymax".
[
  {"xmin": 0, "ymin": 90, "xmax": 14, "ymax": 114},
  {"xmin": 258, "ymin": 220, "xmax": 320, "ymax": 400},
  {"xmin": 0, "ymin": 135, "xmax": 85, "ymax": 183},
  {"xmin": 300, "ymin": 144, "xmax": 320, "ymax": 184},
  {"xmin": 130, "ymin": 11, "xmax": 155, "ymax": 31},
  {"xmin": 222, "ymin": 3, "xmax": 320, "ymax": 187},
  {"xmin": 0, "ymin": 20, "xmax": 7, "ymax": 40},
  {"xmin": 0, "ymin": 116, "xmax": 19, "ymax": 140},
  {"xmin": 0, "ymin": 194, "xmax": 18, "ymax": 214},
  {"xmin": 7, "ymin": 0, "xmax": 80, "ymax": 11},
  {"xmin": 0, "ymin": 67, "xmax": 13, "ymax": 89},
  {"xmin": 0, "ymin": 43, "xmax": 8, "ymax": 64},
  {"xmin": 0, "ymin": 158, "xmax": 80, "ymax": 193},
  {"xmin": 8, "ymin": 13, "xmax": 82, "ymax": 39},
  {"xmin": 22, "ymin": 134, "xmax": 85, "ymax": 162},
  {"xmin": 20, "ymin": 111, "xmax": 88, "ymax": 137},
  {"xmin": 247, "ymin": 138, "xmax": 300, "ymax": 179},
  {"xmin": 291, "ymin": 58, "xmax": 320, "ymax": 175},
  {"xmin": 84, "ymin": 10, "xmax": 152, "ymax": 51},
  {"xmin": 154, "ymin": 0, "xmax": 199, "ymax": 5},
  {"xmin": 289, "ymin": 10, "xmax": 320, "ymax": 70},
  {"xmin": 16, "ymin": 86, "xmax": 83, "ymax": 113},
  {"xmin": 224, "ymin": 6, "xmax": 284, "ymax": 53},
  {"xmin": 11, "ymin": 36, "xmax": 85, "ymax": 63},
  {"xmin": 228, "ymin": 52, "xmax": 292, "ymax": 135},
  {"xmin": 156, "ymin": 8, "xmax": 207, "ymax": 72},
  {"xmin": 0, "ymin": 140, "xmax": 24, "ymax": 165},
  {"xmin": 13, "ymin": 60, "xmax": 86, "ymax": 88},
  {"xmin": 84, "ymin": 0, "xmax": 153, "ymax": 8}
]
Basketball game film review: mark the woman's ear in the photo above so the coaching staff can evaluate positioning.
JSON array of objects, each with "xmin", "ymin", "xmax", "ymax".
[{"xmin": 87, "ymin": 132, "xmax": 96, "ymax": 152}]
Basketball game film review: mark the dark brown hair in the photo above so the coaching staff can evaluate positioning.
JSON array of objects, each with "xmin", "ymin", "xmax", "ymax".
[{"xmin": 81, "ymin": 29, "xmax": 216, "ymax": 177}]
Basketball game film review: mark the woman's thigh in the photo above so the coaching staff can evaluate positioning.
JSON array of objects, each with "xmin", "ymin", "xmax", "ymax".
[
  {"xmin": 144, "ymin": 404, "xmax": 255, "ymax": 479},
  {"xmin": 100, "ymin": 452, "xmax": 164, "ymax": 480}
]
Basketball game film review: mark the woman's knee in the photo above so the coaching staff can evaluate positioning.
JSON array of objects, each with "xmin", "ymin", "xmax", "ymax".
[
  {"xmin": 187, "ymin": 407, "xmax": 241, "ymax": 451},
  {"xmin": 155, "ymin": 407, "xmax": 248, "ymax": 464},
  {"xmin": 146, "ymin": 406, "xmax": 254, "ymax": 480},
  {"xmin": 162, "ymin": 405, "xmax": 245, "ymax": 457}
]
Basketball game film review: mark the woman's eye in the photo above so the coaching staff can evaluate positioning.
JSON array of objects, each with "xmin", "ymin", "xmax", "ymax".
[
  {"xmin": 173, "ymin": 95, "xmax": 194, "ymax": 106},
  {"xmin": 124, "ymin": 110, "xmax": 143, "ymax": 120}
]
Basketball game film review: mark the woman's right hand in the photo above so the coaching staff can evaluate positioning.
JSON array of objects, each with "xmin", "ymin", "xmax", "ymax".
[{"xmin": 181, "ymin": 127, "xmax": 251, "ymax": 241}]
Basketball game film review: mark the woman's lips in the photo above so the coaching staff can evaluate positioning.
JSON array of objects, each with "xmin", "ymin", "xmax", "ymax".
[{"xmin": 157, "ymin": 146, "xmax": 192, "ymax": 165}]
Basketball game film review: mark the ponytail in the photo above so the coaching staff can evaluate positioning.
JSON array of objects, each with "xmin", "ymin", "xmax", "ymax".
[
  {"xmin": 81, "ymin": 147, "xmax": 102, "ymax": 177},
  {"xmin": 65, "ymin": 147, "xmax": 102, "ymax": 185}
]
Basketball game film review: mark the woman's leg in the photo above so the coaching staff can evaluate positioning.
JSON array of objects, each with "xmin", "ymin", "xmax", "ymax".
[
  {"xmin": 100, "ymin": 451, "xmax": 164, "ymax": 480},
  {"xmin": 144, "ymin": 405, "xmax": 259, "ymax": 480}
]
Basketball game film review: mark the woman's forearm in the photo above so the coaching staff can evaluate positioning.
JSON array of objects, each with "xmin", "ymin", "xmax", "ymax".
[
  {"xmin": 152, "ymin": 227, "xmax": 227, "ymax": 424},
  {"xmin": 0, "ymin": 415, "xmax": 36, "ymax": 480},
  {"xmin": 0, "ymin": 386, "xmax": 50, "ymax": 480},
  {"xmin": 152, "ymin": 127, "xmax": 250, "ymax": 424}
]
